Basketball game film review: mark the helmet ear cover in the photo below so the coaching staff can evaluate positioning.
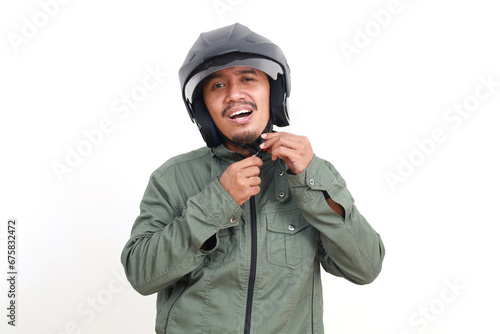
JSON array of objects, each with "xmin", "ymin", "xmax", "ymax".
[
  {"xmin": 191, "ymin": 83, "xmax": 222, "ymax": 147},
  {"xmin": 268, "ymin": 72, "xmax": 289, "ymax": 127}
]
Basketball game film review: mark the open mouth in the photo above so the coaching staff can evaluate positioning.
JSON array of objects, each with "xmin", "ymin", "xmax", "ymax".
[{"xmin": 229, "ymin": 109, "xmax": 253, "ymax": 119}]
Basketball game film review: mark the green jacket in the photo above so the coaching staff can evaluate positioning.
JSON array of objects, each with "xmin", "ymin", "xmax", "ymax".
[{"xmin": 121, "ymin": 144, "xmax": 385, "ymax": 334}]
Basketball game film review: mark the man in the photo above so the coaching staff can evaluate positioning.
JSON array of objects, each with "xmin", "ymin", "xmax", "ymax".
[{"xmin": 121, "ymin": 23, "xmax": 385, "ymax": 334}]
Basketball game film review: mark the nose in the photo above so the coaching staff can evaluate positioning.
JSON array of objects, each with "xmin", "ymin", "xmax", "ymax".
[{"xmin": 225, "ymin": 81, "xmax": 246, "ymax": 103}]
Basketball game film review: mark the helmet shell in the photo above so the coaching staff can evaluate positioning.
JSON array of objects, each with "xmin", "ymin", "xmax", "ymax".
[{"xmin": 178, "ymin": 23, "xmax": 291, "ymax": 147}]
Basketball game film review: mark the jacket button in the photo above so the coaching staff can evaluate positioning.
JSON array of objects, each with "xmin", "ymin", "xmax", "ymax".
[
  {"xmin": 230, "ymin": 217, "xmax": 237, "ymax": 224},
  {"xmin": 279, "ymin": 191, "xmax": 285, "ymax": 198},
  {"xmin": 309, "ymin": 178, "xmax": 315, "ymax": 186},
  {"xmin": 278, "ymin": 170, "xmax": 285, "ymax": 177},
  {"xmin": 288, "ymin": 224, "xmax": 295, "ymax": 231}
]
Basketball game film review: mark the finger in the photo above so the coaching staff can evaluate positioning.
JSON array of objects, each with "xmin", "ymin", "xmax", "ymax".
[
  {"xmin": 260, "ymin": 132, "xmax": 283, "ymax": 148},
  {"xmin": 260, "ymin": 133, "xmax": 301, "ymax": 151},
  {"xmin": 261, "ymin": 132, "xmax": 282, "ymax": 139},
  {"xmin": 248, "ymin": 176, "xmax": 261, "ymax": 187},
  {"xmin": 268, "ymin": 145, "xmax": 300, "ymax": 162},
  {"xmin": 263, "ymin": 137, "xmax": 300, "ymax": 156},
  {"xmin": 261, "ymin": 132, "xmax": 297, "ymax": 141},
  {"xmin": 248, "ymin": 186, "xmax": 261, "ymax": 197},
  {"xmin": 240, "ymin": 166, "xmax": 261, "ymax": 179},
  {"xmin": 239, "ymin": 156, "xmax": 264, "ymax": 168}
]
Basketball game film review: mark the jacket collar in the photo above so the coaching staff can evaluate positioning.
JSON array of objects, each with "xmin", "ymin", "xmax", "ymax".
[
  {"xmin": 211, "ymin": 143, "xmax": 272, "ymax": 163},
  {"xmin": 210, "ymin": 144, "xmax": 289, "ymax": 203}
]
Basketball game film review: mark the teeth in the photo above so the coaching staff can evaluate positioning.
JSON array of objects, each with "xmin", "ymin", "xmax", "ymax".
[{"xmin": 230, "ymin": 110, "xmax": 251, "ymax": 118}]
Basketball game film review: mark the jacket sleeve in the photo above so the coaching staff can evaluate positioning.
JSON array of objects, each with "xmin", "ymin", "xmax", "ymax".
[
  {"xmin": 120, "ymin": 170, "xmax": 243, "ymax": 295},
  {"xmin": 287, "ymin": 156, "xmax": 385, "ymax": 285}
]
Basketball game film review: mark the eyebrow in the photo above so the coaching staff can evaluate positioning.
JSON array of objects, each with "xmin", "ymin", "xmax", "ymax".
[
  {"xmin": 235, "ymin": 68, "xmax": 257, "ymax": 75},
  {"xmin": 205, "ymin": 68, "xmax": 257, "ymax": 82}
]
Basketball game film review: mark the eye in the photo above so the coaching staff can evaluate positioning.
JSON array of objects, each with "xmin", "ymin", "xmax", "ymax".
[{"xmin": 213, "ymin": 82, "xmax": 225, "ymax": 89}]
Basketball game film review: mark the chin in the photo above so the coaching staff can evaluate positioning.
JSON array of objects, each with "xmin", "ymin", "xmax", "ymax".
[{"xmin": 231, "ymin": 129, "xmax": 260, "ymax": 144}]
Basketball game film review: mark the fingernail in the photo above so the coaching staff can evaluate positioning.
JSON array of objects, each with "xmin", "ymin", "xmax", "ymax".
[{"xmin": 261, "ymin": 133, "xmax": 268, "ymax": 139}]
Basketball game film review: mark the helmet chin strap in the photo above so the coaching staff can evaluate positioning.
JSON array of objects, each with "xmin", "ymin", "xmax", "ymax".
[{"xmin": 218, "ymin": 119, "xmax": 273, "ymax": 158}]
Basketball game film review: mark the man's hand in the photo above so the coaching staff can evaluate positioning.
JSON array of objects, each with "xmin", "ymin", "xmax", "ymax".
[
  {"xmin": 260, "ymin": 132, "xmax": 314, "ymax": 175},
  {"xmin": 219, "ymin": 156, "xmax": 263, "ymax": 206}
]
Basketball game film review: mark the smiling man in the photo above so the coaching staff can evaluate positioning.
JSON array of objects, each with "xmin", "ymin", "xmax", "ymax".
[
  {"xmin": 121, "ymin": 23, "xmax": 385, "ymax": 334},
  {"xmin": 203, "ymin": 66, "xmax": 270, "ymax": 151}
]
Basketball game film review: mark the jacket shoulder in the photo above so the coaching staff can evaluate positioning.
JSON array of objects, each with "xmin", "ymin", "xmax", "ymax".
[{"xmin": 154, "ymin": 146, "xmax": 212, "ymax": 176}]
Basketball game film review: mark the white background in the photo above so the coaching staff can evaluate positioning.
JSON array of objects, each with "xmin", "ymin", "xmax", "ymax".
[{"xmin": 1, "ymin": 0, "xmax": 499, "ymax": 333}]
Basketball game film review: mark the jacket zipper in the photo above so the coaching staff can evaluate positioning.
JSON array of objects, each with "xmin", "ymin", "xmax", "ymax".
[{"xmin": 244, "ymin": 195, "xmax": 258, "ymax": 334}]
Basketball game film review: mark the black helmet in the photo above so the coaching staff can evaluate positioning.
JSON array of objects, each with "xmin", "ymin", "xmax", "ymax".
[{"xmin": 178, "ymin": 23, "xmax": 291, "ymax": 147}]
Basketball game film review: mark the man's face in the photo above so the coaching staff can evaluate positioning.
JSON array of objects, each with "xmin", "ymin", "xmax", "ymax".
[{"xmin": 203, "ymin": 66, "xmax": 270, "ymax": 148}]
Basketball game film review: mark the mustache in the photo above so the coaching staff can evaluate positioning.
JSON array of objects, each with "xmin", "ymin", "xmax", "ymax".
[{"xmin": 222, "ymin": 100, "xmax": 258, "ymax": 117}]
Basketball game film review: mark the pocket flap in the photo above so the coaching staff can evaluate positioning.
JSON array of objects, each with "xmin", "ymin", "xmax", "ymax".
[{"xmin": 266, "ymin": 210, "xmax": 308, "ymax": 234}]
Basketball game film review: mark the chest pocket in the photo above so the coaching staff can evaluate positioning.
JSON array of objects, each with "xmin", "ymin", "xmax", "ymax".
[
  {"xmin": 266, "ymin": 210, "xmax": 317, "ymax": 269},
  {"xmin": 203, "ymin": 226, "xmax": 240, "ymax": 269}
]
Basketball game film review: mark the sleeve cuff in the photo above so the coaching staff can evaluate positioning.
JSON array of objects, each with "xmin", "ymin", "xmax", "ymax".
[
  {"xmin": 190, "ymin": 179, "xmax": 244, "ymax": 248},
  {"xmin": 287, "ymin": 155, "xmax": 353, "ymax": 216}
]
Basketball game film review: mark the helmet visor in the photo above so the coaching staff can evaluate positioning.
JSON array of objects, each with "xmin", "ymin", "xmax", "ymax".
[{"xmin": 184, "ymin": 57, "xmax": 283, "ymax": 103}]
